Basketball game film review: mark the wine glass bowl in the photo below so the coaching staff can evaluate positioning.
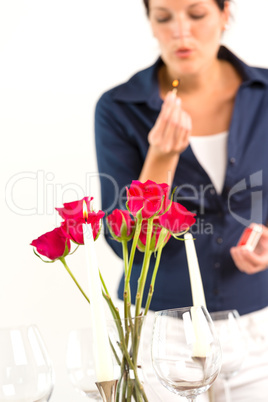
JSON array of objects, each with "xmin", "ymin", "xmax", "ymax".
[
  {"xmin": 66, "ymin": 328, "xmax": 101, "ymax": 400},
  {"xmin": 151, "ymin": 306, "xmax": 222, "ymax": 402},
  {"xmin": 0, "ymin": 325, "xmax": 54, "ymax": 402}
]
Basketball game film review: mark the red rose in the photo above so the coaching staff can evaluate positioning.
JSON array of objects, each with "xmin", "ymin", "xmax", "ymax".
[
  {"xmin": 159, "ymin": 202, "xmax": 196, "ymax": 234},
  {"xmin": 62, "ymin": 210, "xmax": 105, "ymax": 245},
  {"xmin": 106, "ymin": 209, "xmax": 135, "ymax": 241},
  {"xmin": 137, "ymin": 218, "xmax": 171, "ymax": 252},
  {"xmin": 31, "ymin": 227, "xmax": 70, "ymax": 260},
  {"xmin": 126, "ymin": 180, "xmax": 170, "ymax": 219},
  {"xmin": 56, "ymin": 197, "xmax": 93, "ymax": 220}
]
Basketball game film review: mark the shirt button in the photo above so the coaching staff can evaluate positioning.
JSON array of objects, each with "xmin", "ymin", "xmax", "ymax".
[
  {"xmin": 230, "ymin": 157, "xmax": 236, "ymax": 165},
  {"xmin": 216, "ymin": 237, "xmax": 223, "ymax": 244},
  {"xmin": 210, "ymin": 188, "xmax": 216, "ymax": 195},
  {"xmin": 214, "ymin": 262, "xmax": 220, "ymax": 269},
  {"xmin": 214, "ymin": 289, "xmax": 219, "ymax": 296}
]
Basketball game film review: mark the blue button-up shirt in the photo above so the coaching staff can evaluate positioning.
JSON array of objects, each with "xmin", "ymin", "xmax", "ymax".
[{"xmin": 95, "ymin": 46, "xmax": 268, "ymax": 315}]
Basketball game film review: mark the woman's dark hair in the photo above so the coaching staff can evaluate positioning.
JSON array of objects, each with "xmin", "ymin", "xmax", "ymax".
[{"xmin": 143, "ymin": 0, "xmax": 227, "ymax": 15}]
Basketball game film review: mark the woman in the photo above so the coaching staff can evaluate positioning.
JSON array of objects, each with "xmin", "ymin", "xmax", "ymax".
[{"xmin": 95, "ymin": 0, "xmax": 268, "ymax": 400}]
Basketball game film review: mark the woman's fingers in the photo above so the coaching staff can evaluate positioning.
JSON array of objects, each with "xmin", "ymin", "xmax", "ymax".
[
  {"xmin": 151, "ymin": 91, "xmax": 178, "ymax": 140},
  {"xmin": 148, "ymin": 91, "xmax": 191, "ymax": 155},
  {"xmin": 230, "ymin": 246, "xmax": 268, "ymax": 274},
  {"xmin": 176, "ymin": 110, "xmax": 191, "ymax": 151},
  {"xmin": 162, "ymin": 98, "xmax": 182, "ymax": 152},
  {"xmin": 231, "ymin": 224, "xmax": 268, "ymax": 274}
]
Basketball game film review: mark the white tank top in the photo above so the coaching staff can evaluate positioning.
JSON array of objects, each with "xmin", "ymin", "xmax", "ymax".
[{"xmin": 189, "ymin": 131, "xmax": 228, "ymax": 194}]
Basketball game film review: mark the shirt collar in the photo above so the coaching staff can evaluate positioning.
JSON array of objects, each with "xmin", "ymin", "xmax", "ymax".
[
  {"xmin": 112, "ymin": 46, "xmax": 268, "ymax": 108},
  {"xmin": 218, "ymin": 46, "xmax": 268, "ymax": 86}
]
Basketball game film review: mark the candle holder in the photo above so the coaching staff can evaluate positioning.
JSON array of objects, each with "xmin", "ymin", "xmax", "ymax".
[{"xmin": 96, "ymin": 380, "xmax": 117, "ymax": 402}]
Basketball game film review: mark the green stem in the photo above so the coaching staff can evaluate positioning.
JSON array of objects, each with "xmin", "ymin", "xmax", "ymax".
[
  {"xmin": 123, "ymin": 218, "xmax": 143, "ymax": 372},
  {"xmin": 122, "ymin": 239, "xmax": 132, "ymax": 312},
  {"xmin": 127, "ymin": 302, "xmax": 134, "ymax": 343},
  {"xmin": 127, "ymin": 376, "xmax": 133, "ymax": 402},
  {"xmin": 132, "ymin": 315, "xmax": 144, "ymax": 373},
  {"xmin": 144, "ymin": 242, "xmax": 164, "ymax": 315},
  {"xmin": 125, "ymin": 218, "xmax": 142, "ymax": 289},
  {"xmin": 122, "ymin": 372, "xmax": 128, "ymax": 400},
  {"xmin": 134, "ymin": 218, "xmax": 154, "ymax": 318},
  {"xmin": 132, "ymin": 219, "xmax": 153, "ymax": 368},
  {"xmin": 59, "ymin": 257, "xmax": 90, "ymax": 304},
  {"xmin": 123, "ymin": 291, "xmax": 128, "ymax": 331},
  {"xmin": 99, "ymin": 270, "xmax": 110, "ymax": 296},
  {"xmin": 102, "ymin": 293, "xmax": 120, "ymax": 322},
  {"xmin": 109, "ymin": 337, "xmax": 121, "ymax": 366},
  {"xmin": 103, "ymin": 295, "xmax": 147, "ymax": 401},
  {"xmin": 122, "ymin": 239, "xmax": 129, "ymax": 277}
]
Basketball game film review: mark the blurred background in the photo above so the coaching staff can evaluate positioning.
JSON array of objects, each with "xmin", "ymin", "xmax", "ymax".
[{"xmin": 1, "ymin": 0, "xmax": 267, "ymax": 400}]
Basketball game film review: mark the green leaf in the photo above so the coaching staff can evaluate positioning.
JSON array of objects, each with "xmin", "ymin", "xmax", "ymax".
[
  {"xmin": 135, "ymin": 207, "xmax": 144, "ymax": 221},
  {"xmin": 94, "ymin": 220, "xmax": 102, "ymax": 241},
  {"xmin": 32, "ymin": 248, "xmax": 55, "ymax": 263},
  {"xmin": 69, "ymin": 244, "xmax": 79, "ymax": 256}
]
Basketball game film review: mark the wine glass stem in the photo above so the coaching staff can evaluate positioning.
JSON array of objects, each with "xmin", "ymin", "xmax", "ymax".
[
  {"xmin": 223, "ymin": 379, "xmax": 232, "ymax": 402},
  {"xmin": 187, "ymin": 398, "xmax": 196, "ymax": 402}
]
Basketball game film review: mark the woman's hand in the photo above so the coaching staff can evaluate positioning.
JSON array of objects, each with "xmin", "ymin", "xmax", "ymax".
[
  {"xmin": 230, "ymin": 225, "xmax": 268, "ymax": 274},
  {"xmin": 139, "ymin": 91, "xmax": 192, "ymax": 184},
  {"xmin": 148, "ymin": 91, "xmax": 192, "ymax": 156}
]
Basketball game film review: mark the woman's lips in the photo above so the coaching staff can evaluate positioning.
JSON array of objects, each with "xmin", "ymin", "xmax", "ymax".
[{"xmin": 175, "ymin": 48, "xmax": 193, "ymax": 58}]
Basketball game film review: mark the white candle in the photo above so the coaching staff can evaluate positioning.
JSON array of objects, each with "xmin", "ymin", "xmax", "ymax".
[
  {"xmin": 82, "ymin": 219, "xmax": 114, "ymax": 382},
  {"xmin": 184, "ymin": 232, "xmax": 206, "ymax": 307},
  {"xmin": 184, "ymin": 233, "xmax": 208, "ymax": 357}
]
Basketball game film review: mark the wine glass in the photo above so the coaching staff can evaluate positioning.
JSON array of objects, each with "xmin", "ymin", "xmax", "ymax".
[
  {"xmin": 66, "ymin": 328, "xmax": 101, "ymax": 400},
  {"xmin": 151, "ymin": 306, "xmax": 222, "ymax": 402},
  {"xmin": 0, "ymin": 324, "xmax": 54, "ymax": 402},
  {"xmin": 210, "ymin": 310, "xmax": 246, "ymax": 402}
]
